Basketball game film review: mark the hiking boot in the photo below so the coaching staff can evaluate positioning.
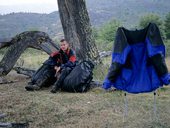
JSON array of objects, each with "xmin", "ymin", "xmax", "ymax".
[
  {"xmin": 50, "ymin": 85, "xmax": 60, "ymax": 93},
  {"xmin": 81, "ymin": 85, "xmax": 87, "ymax": 92},
  {"xmin": 25, "ymin": 84, "xmax": 40, "ymax": 91},
  {"xmin": 27, "ymin": 81, "xmax": 34, "ymax": 86}
]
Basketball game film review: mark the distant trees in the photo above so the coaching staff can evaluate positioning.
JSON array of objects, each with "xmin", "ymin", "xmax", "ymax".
[
  {"xmin": 93, "ymin": 12, "xmax": 170, "ymax": 51},
  {"xmin": 93, "ymin": 19, "xmax": 121, "ymax": 51},
  {"xmin": 136, "ymin": 13, "xmax": 170, "ymax": 56},
  {"xmin": 98, "ymin": 20, "xmax": 120, "ymax": 43},
  {"xmin": 164, "ymin": 12, "xmax": 170, "ymax": 39},
  {"xmin": 138, "ymin": 13, "xmax": 170, "ymax": 40},
  {"xmin": 139, "ymin": 14, "xmax": 165, "ymax": 37},
  {"xmin": 139, "ymin": 14, "xmax": 163, "ymax": 28},
  {"xmin": 163, "ymin": 12, "xmax": 170, "ymax": 56}
]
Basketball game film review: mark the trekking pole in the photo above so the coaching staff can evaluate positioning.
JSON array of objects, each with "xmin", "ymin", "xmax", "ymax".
[
  {"xmin": 153, "ymin": 91, "xmax": 158, "ymax": 121},
  {"xmin": 123, "ymin": 92, "xmax": 128, "ymax": 123}
]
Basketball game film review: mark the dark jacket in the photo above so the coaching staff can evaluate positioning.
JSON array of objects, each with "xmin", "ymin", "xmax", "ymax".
[{"xmin": 44, "ymin": 48, "xmax": 77, "ymax": 69}]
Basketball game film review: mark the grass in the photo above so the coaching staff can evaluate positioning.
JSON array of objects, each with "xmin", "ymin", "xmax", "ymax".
[
  {"xmin": 0, "ymin": 53, "xmax": 170, "ymax": 128},
  {"xmin": 15, "ymin": 48, "xmax": 49, "ymax": 69},
  {"xmin": 1, "ymin": 77, "xmax": 170, "ymax": 128}
]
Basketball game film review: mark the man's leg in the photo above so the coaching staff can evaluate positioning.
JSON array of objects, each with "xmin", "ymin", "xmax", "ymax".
[
  {"xmin": 25, "ymin": 65, "xmax": 56, "ymax": 91},
  {"xmin": 51, "ymin": 67, "xmax": 72, "ymax": 93},
  {"xmin": 26, "ymin": 65, "xmax": 48, "ymax": 88},
  {"xmin": 32, "ymin": 65, "xmax": 49, "ymax": 83}
]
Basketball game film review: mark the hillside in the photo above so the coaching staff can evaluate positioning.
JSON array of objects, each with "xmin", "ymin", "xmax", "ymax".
[
  {"xmin": 0, "ymin": 12, "xmax": 62, "ymax": 39},
  {"xmin": 0, "ymin": 0, "xmax": 170, "ymax": 39},
  {"xmin": 87, "ymin": 0, "xmax": 170, "ymax": 27}
]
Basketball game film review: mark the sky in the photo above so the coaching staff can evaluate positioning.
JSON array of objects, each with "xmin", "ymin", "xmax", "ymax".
[{"xmin": 0, "ymin": 0, "xmax": 58, "ymax": 14}]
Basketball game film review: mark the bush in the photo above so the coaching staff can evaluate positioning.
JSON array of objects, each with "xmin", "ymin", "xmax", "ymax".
[
  {"xmin": 164, "ymin": 12, "xmax": 170, "ymax": 39},
  {"xmin": 164, "ymin": 39, "xmax": 170, "ymax": 57},
  {"xmin": 139, "ymin": 13, "xmax": 165, "ymax": 37},
  {"xmin": 93, "ymin": 19, "xmax": 121, "ymax": 51}
]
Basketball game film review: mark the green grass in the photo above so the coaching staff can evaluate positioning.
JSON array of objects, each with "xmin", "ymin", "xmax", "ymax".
[
  {"xmin": 0, "ymin": 48, "xmax": 49, "ymax": 69},
  {"xmin": 16, "ymin": 48, "xmax": 49, "ymax": 69}
]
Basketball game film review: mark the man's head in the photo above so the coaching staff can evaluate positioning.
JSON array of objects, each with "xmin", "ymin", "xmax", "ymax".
[{"xmin": 60, "ymin": 39, "xmax": 69, "ymax": 51}]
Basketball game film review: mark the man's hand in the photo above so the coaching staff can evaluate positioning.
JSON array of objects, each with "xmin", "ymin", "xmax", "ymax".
[
  {"xmin": 54, "ymin": 66, "xmax": 61, "ymax": 72},
  {"xmin": 54, "ymin": 66, "xmax": 61, "ymax": 78}
]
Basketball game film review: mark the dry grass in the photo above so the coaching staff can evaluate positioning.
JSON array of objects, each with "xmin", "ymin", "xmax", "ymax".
[
  {"xmin": 1, "ymin": 74, "xmax": 170, "ymax": 128},
  {"xmin": 16, "ymin": 49, "xmax": 49, "ymax": 69},
  {"xmin": 0, "ymin": 55, "xmax": 170, "ymax": 128}
]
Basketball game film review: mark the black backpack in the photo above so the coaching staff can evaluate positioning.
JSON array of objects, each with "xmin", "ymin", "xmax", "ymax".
[{"xmin": 62, "ymin": 61, "xmax": 94, "ymax": 92}]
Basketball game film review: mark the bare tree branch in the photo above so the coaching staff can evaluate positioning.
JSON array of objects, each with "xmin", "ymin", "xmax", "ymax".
[
  {"xmin": 0, "ymin": 31, "xmax": 59, "ymax": 76},
  {"xmin": 0, "ymin": 38, "xmax": 12, "ymax": 49},
  {"xmin": 13, "ymin": 67, "xmax": 36, "ymax": 78}
]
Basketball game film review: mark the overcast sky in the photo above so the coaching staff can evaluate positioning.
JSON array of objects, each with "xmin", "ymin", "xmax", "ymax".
[{"xmin": 0, "ymin": 0, "xmax": 58, "ymax": 14}]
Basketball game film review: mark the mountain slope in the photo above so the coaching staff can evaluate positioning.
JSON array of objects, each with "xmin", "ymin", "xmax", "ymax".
[
  {"xmin": 0, "ymin": 0, "xmax": 170, "ymax": 39},
  {"xmin": 87, "ymin": 0, "xmax": 170, "ymax": 27}
]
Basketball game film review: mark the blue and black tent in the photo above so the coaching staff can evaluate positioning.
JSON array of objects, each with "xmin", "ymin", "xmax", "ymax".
[{"xmin": 103, "ymin": 23, "xmax": 170, "ymax": 94}]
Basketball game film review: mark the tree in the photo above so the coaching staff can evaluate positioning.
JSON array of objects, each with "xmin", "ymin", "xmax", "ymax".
[
  {"xmin": 139, "ymin": 13, "xmax": 165, "ymax": 37},
  {"xmin": 93, "ymin": 19, "xmax": 120, "ymax": 51},
  {"xmin": 98, "ymin": 19, "xmax": 120, "ymax": 43},
  {"xmin": 57, "ymin": 0, "xmax": 100, "ymax": 63},
  {"xmin": 0, "ymin": 31, "xmax": 59, "ymax": 76},
  {"xmin": 164, "ymin": 12, "xmax": 170, "ymax": 39},
  {"xmin": 139, "ymin": 14, "xmax": 162, "ymax": 28}
]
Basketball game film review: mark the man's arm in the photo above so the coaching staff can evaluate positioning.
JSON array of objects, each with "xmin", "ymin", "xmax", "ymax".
[{"xmin": 61, "ymin": 49, "xmax": 77, "ymax": 69}]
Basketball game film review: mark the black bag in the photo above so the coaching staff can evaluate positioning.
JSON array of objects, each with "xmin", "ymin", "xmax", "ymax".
[{"xmin": 62, "ymin": 61, "xmax": 94, "ymax": 92}]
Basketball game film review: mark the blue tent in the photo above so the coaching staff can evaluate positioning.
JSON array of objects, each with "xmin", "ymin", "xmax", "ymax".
[{"xmin": 103, "ymin": 23, "xmax": 170, "ymax": 94}]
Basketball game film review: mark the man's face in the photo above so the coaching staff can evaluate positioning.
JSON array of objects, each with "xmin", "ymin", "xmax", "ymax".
[{"xmin": 60, "ymin": 41, "xmax": 69, "ymax": 51}]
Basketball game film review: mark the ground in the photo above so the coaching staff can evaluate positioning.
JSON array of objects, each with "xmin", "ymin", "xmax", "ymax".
[{"xmin": 0, "ymin": 71, "xmax": 170, "ymax": 128}]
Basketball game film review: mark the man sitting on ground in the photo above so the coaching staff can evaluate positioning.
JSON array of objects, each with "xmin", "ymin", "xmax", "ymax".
[
  {"xmin": 50, "ymin": 39, "xmax": 77, "ymax": 93},
  {"xmin": 25, "ymin": 39, "xmax": 77, "ymax": 92}
]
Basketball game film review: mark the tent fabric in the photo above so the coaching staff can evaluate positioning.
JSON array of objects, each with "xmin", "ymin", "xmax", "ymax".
[{"xmin": 103, "ymin": 23, "xmax": 170, "ymax": 94}]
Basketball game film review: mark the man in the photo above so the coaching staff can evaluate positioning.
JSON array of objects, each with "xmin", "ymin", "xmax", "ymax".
[
  {"xmin": 25, "ymin": 39, "xmax": 77, "ymax": 92},
  {"xmin": 50, "ymin": 39, "xmax": 77, "ymax": 93}
]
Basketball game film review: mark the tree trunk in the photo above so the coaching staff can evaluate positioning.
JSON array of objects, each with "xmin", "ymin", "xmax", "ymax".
[
  {"xmin": 0, "ymin": 31, "xmax": 59, "ymax": 76},
  {"xmin": 58, "ymin": 0, "xmax": 100, "ymax": 63}
]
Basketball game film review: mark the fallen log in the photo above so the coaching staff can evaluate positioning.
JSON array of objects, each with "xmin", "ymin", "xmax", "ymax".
[
  {"xmin": 0, "ymin": 113, "xmax": 7, "ymax": 119},
  {"xmin": 99, "ymin": 51, "xmax": 112, "ymax": 58},
  {"xmin": 0, "ymin": 38, "xmax": 13, "ymax": 49},
  {"xmin": 0, "ymin": 113, "xmax": 29, "ymax": 128},
  {"xmin": 0, "ymin": 31, "xmax": 59, "ymax": 76},
  {"xmin": 13, "ymin": 67, "xmax": 36, "ymax": 78},
  {"xmin": 0, "ymin": 122, "xmax": 29, "ymax": 128}
]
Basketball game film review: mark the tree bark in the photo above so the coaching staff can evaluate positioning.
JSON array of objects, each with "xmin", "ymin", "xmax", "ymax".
[
  {"xmin": 13, "ymin": 67, "xmax": 35, "ymax": 77},
  {"xmin": 58, "ymin": 0, "xmax": 100, "ymax": 63},
  {"xmin": 0, "ymin": 122, "xmax": 29, "ymax": 128},
  {"xmin": 0, "ymin": 38, "xmax": 13, "ymax": 49},
  {"xmin": 0, "ymin": 113, "xmax": 7, "ymax": 119},
  {"xmin": 0, "ymin": 31, "xmax": 59, "ymax": 76}
]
